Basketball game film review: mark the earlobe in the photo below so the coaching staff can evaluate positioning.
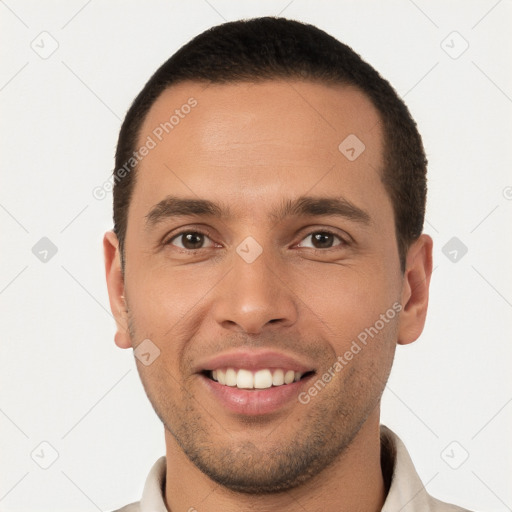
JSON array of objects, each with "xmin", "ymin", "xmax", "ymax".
[
  {"xmin": 103, "ymin": 230, "xmax": 132, "ymax": 349},
  {"xmin": 397, "ymin": 234, "xmax": 433, "ymax": 346}
]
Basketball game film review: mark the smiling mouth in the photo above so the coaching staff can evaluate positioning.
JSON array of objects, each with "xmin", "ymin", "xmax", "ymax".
[{"xmin": 203, "ymin": 368, "xmax": 316, "ymax": 390}]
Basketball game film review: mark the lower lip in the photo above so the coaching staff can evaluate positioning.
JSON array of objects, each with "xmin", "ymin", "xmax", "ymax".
[{"xmin": 200, "ymin": 374, "xmax": 314, "ymax": 416}]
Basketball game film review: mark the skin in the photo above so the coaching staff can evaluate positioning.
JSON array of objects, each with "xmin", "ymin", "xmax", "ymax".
[{"xmin": 104, "ymin": 80, "xmax": 432, "ymax": 512}]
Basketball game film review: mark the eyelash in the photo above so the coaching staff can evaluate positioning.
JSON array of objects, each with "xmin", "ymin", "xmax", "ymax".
[{"xmin": 164, "ymin": 228, "xmax": 349, "ymax": 252}]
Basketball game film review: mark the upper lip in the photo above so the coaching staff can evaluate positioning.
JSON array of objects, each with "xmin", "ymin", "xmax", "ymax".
[{"xmin": 194, "ymin": 349, "xmax": 316, "ymax": 373}]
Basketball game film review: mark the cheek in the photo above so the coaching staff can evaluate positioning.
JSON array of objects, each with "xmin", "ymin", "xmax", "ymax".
[
  {"xmin": 124, "ymin": 262, "xmax": 230, "ymax": 379},
  {"xmin": 126, "ymin": 261, "xmax": 214, "ymax": 332},
  {"xmin": 295, "ymin": 263, "xmax": 400, "ymax": 346}
]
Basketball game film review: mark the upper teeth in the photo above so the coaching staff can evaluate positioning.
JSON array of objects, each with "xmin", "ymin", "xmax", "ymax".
[{"xmin": 211, "ymin": 368, "xmax": 303, "ymax": 389}]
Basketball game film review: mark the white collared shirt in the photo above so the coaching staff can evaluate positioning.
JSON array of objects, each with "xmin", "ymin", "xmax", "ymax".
[{"xmin": 112, "ymin": 425, "xmax": 472, "ymax": 512}]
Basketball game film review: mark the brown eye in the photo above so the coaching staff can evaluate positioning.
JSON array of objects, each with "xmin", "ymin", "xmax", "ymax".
[
  {"xmin": 167, "ymin": 231, "xmax": 215, "ymax": 250},
  {"xmin": 297, "ymin": 231, "xmax": 345, "ymax": 250},
  {"xmin": 312, "ymin": 232, "xmax": 335, "ymax": 249}
]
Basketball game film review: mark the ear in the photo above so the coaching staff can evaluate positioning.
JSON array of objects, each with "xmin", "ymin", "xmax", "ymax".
[
  {"xmin": 397, "ymin": 234, "xmax": 433, "ymax": 345},
  {"xmin": 103, "ymin": 230, "xmax": 132, "ymax": 349}
]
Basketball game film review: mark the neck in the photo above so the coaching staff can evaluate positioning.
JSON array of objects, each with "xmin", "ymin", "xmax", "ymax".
[{"xmin": 163, "ymin": 409, "xmax": 386, "ymax": 512}]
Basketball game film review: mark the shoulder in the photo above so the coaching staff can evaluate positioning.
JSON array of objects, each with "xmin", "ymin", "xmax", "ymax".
[
  {"xmin": 428, "ymin": 495, "xmax": 475, "ymax": 512},
  {"xmin": 109, "ymin": 501, "xmax": 140, "ymax": 512},
  {"xmin": 380, "ymin": 425, "xmax": 475, "ymax": 512}
]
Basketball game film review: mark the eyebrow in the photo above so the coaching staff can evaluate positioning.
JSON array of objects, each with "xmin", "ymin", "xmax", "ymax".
[
  {"xmin": 145, "ymin": 194, "xmax": 371, "ymax": 229},
  {"xmin": 272, "ymin": 196, "xmax": 371, "ymax": 225},
  {"xmin": 145, "ymin": 196, "xmax": 228, "ymax": 228}
]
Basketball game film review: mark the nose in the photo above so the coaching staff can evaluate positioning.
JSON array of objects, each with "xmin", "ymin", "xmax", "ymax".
[{"xmin": 211, "ymin": 246, "xmax": 299, "ymax": 335}]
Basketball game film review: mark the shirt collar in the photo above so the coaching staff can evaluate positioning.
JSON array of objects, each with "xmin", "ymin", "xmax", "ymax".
[
  {"xmin": 380, "ymin": 425, "xmax": 437, "ymax": 511},
  {"xmin": 139, "ymin": 455, "xmax": 167, "ymax": 512}
]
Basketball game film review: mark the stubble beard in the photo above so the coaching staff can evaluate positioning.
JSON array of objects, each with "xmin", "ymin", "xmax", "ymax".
[{"xmin": 127, "ymin": 308, "xmax": 394, "ymax": 494}]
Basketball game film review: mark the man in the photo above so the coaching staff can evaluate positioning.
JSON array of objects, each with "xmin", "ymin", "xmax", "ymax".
[{"xmin": 104, "ymin": 16, "xmax": 472, "ymax": 512}]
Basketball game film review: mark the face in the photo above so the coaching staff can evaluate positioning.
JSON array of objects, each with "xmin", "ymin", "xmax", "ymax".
[{"xmin": 105, "ymin": 80, "xmax": 431, "ymax": 493}]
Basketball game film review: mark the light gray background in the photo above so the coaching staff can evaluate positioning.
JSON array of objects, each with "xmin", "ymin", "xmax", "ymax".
[{"xmin": 1, "ymin": 1, "xmax": 511, "ymax": 511}]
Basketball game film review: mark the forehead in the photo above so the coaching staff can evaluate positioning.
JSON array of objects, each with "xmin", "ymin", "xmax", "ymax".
[{"xmin": 132, "ymin": 79, "xmax": 387, "ymax": 223}]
